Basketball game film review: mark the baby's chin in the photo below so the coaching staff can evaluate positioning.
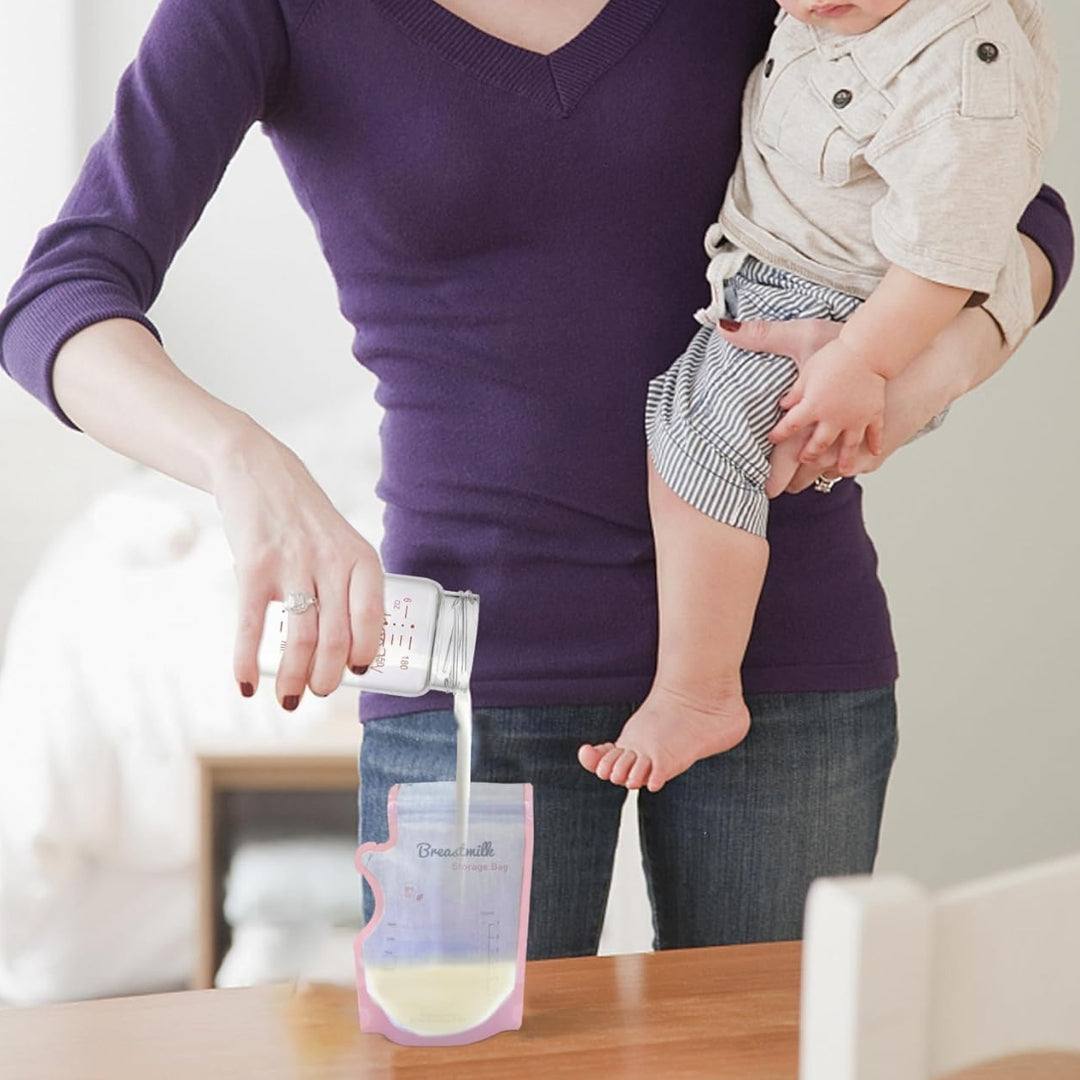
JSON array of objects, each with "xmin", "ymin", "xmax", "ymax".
[{"xmin": 798, "ymin": 5, "xmax": 887, "ymax": 36}]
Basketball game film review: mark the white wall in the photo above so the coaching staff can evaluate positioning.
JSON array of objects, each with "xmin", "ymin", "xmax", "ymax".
[
  {"xmin": 0, "ymin": 1, "xmax": 1078, "ymax": 901},
  {"xmin": 0, "ymin": 4, "xmax": 133, "ymax": 653}
]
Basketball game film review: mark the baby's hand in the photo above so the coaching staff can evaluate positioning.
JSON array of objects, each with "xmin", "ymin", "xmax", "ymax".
[{"xmin": 769, "ymin": 336, "xmax": 886, "ymax": 474}]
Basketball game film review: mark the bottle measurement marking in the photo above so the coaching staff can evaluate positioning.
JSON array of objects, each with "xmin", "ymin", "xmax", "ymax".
[{"xmin": 386, "ymin": 598, "xmax": 416, "ymax": 653}]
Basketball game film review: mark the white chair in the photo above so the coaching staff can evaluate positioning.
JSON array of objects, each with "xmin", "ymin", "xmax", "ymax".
[{"xmin": 799, "ymin": 854, "xmax": 1080, "ymax": 1080}]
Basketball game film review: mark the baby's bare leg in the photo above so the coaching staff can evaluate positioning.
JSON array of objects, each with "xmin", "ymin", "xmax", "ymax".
[{"xmin": 578, "ymin": 458, "xmax": 767, "ymax": 791}]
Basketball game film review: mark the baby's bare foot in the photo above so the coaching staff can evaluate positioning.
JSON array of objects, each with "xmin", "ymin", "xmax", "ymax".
[{"xmin": 577, "ymin": 685, "xmax": 750, "ymax": 792}]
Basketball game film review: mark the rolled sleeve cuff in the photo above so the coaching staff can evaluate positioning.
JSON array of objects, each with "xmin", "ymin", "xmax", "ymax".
[
  {"xmin": 0, "ymin": 281, "xmax": 161, "ymax": 430},
  {"xmin": 979, "ymin": 235, "xmax": 1036, "ymax": 350}
]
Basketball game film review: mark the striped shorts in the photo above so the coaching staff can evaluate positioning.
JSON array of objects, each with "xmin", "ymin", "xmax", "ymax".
[{"xmin": 646, "ymin": 256, "xmax": 862, "ymax": 538}]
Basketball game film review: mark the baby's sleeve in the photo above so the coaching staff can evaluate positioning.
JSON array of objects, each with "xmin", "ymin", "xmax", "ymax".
[
  {"xmin": 0, "ymin": 0, "xmax": 293, "ymax": 427},
  {"xmin": 869, "ymin": 112, "xmax": 1041, "ymax": 297},
  {"xmin": 866, "ymin": 31, "xmax": 1051, "ymax": 346}
]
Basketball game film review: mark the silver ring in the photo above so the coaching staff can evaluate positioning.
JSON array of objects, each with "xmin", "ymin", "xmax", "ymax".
[
  {"xmin": 813, "ymin": 474, "xmax": 843, "ymax": 494},
  {"xmin": 283, "ymin": 590, "xmax": 318, "ymax": 615}
]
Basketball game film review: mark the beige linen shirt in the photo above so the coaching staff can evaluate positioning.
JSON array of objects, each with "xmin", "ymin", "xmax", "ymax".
[{"xmin": 714, "ymin": 0, "xmax": 1059, "ymax": 346}]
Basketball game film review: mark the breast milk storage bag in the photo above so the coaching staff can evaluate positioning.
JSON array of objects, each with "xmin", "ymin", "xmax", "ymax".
[{"xmin": 356, "ymin": 781, "xmax": 534, "ymax": 1045}]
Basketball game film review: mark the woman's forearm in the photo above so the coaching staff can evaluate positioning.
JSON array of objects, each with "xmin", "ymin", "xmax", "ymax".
[
  {"xmin": 52, "ymin": 317, "xmax": 265, "ymax": 495},
  {"xmin": 867, "ymin": 234, "xmax": 1055, "ymax": 456},
  {"xmin": 956, "ymin": 234, "xmax": 1054, "ymax": 397}
]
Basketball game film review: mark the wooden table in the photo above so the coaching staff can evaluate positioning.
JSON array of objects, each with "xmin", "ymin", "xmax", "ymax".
[{"xmin": 2, "ymin": 942, "xmax": 1078, "ymax": 1080}]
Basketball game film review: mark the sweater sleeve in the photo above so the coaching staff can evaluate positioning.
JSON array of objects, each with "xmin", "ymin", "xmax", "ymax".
[
  {"xmin": 1018, "ymin": 183, "xmax": 1074, "ymax": 323},
  {"xmin": 0, "ymin": 0, "xmax": 292, "ymax": 428}
]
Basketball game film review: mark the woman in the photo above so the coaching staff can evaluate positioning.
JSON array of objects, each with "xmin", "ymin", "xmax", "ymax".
[{"xmin": 0, "ymin": 0, "xmax": 1072, "ymax": 957}]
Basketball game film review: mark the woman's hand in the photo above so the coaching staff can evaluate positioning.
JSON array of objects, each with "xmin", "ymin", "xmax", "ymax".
[{"xmin": 213, "ymin": 424, "xmax": 385, "ymax": 708}]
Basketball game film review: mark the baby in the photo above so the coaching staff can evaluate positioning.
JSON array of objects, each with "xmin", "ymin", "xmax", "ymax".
[{"xmin": 579, "ymin": 0, "xmax": 1058, "ymax": 791}]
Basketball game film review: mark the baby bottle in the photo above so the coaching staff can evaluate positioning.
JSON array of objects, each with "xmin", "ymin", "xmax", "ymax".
[
  {"xmin": 353, "ymin": 574, "xmax": 479, "ymax": 696},
  {"xmin": 258, "ymin": 573, "xmax": 480, "ymax": 697}
]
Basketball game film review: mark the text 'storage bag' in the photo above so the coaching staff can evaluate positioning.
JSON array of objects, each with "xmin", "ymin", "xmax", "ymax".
[{"xmin": 355, "ymin": 781, "xmax": 534, "ymax": 1045}]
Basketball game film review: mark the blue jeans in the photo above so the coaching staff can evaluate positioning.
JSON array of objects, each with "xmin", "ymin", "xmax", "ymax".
[{"xmin": 359, "ymin": 688, "xmax": 897, "ymax": 959}]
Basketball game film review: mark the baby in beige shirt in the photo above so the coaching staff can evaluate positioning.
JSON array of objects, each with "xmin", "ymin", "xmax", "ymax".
[{"xmin": 578, "ymin": 0, "xmax": 1058, "ymax": 792}]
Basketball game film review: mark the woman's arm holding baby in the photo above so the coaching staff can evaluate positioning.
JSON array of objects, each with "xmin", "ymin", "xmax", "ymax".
[{"xmin": 721, "ymin": 233, "xmax": 1054, "ymax": 496}]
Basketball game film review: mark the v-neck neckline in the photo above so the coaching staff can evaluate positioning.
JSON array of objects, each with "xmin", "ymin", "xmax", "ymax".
[{"xmin": 370, "ymin": 0, "xmax": 667, "ymax": 116}]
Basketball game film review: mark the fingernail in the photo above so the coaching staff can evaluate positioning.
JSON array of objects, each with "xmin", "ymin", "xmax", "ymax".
[
  {"xmin": 718, "ymin": 319, "xmax": 742, "ymax": 331},
  {"xmin": 283, "ymin": 695, "xmax": 299, "ymax": 711},
  {"xmin": 240, "ymin": 682, "xmax": 254, "ymax": 698},
  {"xmin": 350, "ymin": 665, "xmax": 369, "ymax": 676}
]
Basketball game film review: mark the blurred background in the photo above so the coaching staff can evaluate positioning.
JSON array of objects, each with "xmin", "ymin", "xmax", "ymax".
[{"xmin": 0, "ymin": 0, "xmax": 1077, "ymax": 1005}]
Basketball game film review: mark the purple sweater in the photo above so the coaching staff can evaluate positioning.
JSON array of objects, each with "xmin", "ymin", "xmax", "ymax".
[{"xmin": 1, "ymin": 0, "xmax": 1073, "ymax": 722}]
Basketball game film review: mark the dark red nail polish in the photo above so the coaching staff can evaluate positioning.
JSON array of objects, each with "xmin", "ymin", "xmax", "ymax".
[
  {"xmin": 350, "ymin": 665, "xmax": 369, "ymax": 676},
  {"xmin": 240, "ymin": 682, "xmax": 254, "ymax": 698},
  {"xmin": 718, "ymin": 319, "xmax": 742, "ymax": 332},
  {"xmin": 283, "ymin": 695, "xmax": 299, "ymax": 711}
]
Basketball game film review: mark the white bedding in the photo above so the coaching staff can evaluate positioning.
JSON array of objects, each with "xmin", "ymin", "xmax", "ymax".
[{"xmin": 0, "ymin": 393, "xmax": 383, "ymax": 1004}]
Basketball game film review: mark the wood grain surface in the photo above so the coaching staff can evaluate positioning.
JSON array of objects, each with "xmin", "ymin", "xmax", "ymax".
[{"xmin": 2, "ymin": 941, "xmax": 1077, "ymax": 1080}]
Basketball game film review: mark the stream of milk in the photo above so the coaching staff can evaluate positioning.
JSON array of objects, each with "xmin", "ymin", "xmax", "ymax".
[{"xmin": 453, "ymin": 687, "xmax": 472, "ymax": 847}]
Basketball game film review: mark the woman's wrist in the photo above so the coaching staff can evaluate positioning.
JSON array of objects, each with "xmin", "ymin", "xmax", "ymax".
[
  {"xmin": 208, "ymin": 409, "xmax": 279, "ymax": 494},
  {"xmin": 933, "ymin": 234, "xmax": 1053, "ymax": 406},
  {"xmin": 54, "ymin": 317, "xmax": 265, "ymax": 495},
  {"xmin": 941, "ymin": 305, "xmax": 1007, "ymax": 402}
]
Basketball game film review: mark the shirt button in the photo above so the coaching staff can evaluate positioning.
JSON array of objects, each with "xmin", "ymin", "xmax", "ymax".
[
  {"xmin": 832, "ymin": 88, "xmax": 853, "ymax": 109},
  {"xmin": 977, "ymin": 41, "xmax": 999, "ymax": 63},
  {"xmin": 764, "ymin": 57, "xmax": 774, "ymax": 77}
]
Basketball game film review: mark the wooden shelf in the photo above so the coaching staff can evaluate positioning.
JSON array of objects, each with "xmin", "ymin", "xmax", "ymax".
[{"xmin": 194, "ymin": 706, "xmax": 361, "ymax": 989}]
